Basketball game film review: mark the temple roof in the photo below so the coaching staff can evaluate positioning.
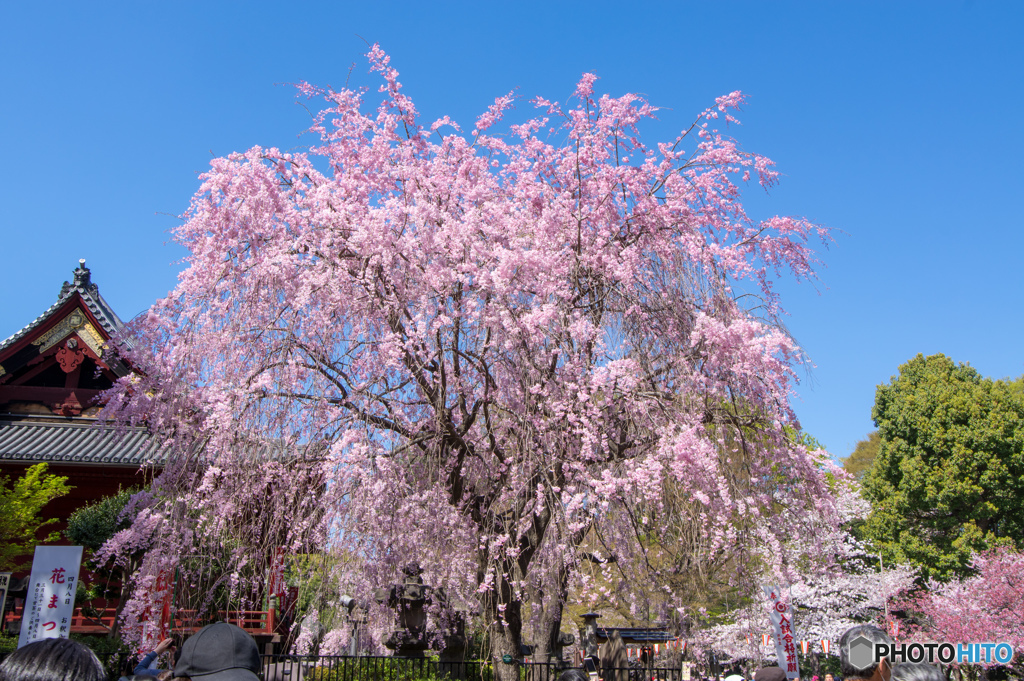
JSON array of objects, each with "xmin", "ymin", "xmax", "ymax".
[
  {"xmin": 0, "ymin": 261, "xmax": 135, "ymax": 419},
  {"xmin": 0, "ymin": 417, "xmax": 161, "ymax": 466},
  {"xmin": 0, "ymin": 259, "xmax": 124, "ymax": 355},
  {"xmin": 0, "ymin": 262, "xmax": 162, "ymax": 474}
]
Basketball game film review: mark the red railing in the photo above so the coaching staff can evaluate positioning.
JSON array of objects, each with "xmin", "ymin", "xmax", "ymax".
[
  {"xmin": 170, "ymin": 608, "xmax": 276, "ymax": 634},
  {"xmin": 2, "ymin": 607, "xmax": 118, "ymax": 635},
  {"xmin": 4, "ymin": 607, "xmax": 278, "ymax": 635}
]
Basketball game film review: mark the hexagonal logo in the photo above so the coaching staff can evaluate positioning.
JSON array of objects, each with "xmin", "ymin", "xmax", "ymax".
[{"xmin": 847, "ymin": 635, "xmax": 877, "ymax": 670}]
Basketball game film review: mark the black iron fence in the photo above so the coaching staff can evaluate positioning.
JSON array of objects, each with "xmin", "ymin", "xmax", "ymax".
[
  {"xmin": 0, "ymin": 651, "xmax": 684, "ymax": 681},
  {"xmin": 262, "ymin": 656, "xmax": 494, "ymax": 681},
  {"xmin": 257, "ymin": 656, "xmax": 683, "ymax": 681}
]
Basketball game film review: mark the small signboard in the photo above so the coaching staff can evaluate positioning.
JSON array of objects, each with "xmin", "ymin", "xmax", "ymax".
[
  {"xmin": 0, "ymin": 572, "xmax": 11, "ymax": 631},
  {"xmin": 17, "ymin": 546, "xmax": 83, "ymax": 648}
]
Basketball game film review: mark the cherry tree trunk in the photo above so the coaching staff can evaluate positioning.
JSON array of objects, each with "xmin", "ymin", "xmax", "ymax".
[
  {"xmin": 531, "ymin": 552, "xmax": 577, "ymax": 666},
  {"xmin": 532, "ymin": 602, "xmax": 566, "ymax": 666},
  {"xmin": 482, "ymin": 572, "xmax": 528, "ymax": 681}
]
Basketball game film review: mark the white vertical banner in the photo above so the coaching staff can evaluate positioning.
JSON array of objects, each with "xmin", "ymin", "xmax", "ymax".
[
  {"xmin": 18, "ymin": 546, "xmax": 83, "ymax": 648},
  {"xmin": 762, "ymin": 585, "xmax": 800, "ymax": 680}
]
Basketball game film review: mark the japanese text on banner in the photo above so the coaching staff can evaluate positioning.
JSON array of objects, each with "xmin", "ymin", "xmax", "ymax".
[
  {"xmin": 763, "ymin": 585, "xmax": 800, "ymax": 681},
  {"xmin": 17, "ymin": 546, "xmax": 83, "ymax": 648}
]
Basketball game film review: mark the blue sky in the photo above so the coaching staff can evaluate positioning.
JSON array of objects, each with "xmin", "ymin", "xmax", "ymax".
[{"xmin": 2, "ymin": 1, "xmax": 1022, "ymax": 460}]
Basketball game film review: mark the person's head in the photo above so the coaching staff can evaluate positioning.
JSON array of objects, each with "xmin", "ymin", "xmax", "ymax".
[
  {"xmin": 173, "ymin": 623, "xmax": 261, "ymax": 681},
  {"xmin": 753, "ymin": 667, "xmax": 786, "ymax": 681},
  {"xmin": 557, "ymin": 670, "xmax": 589, "ymax": 681},
  {"xmin": 890, "ymin": 663, "xmax": 944, "ymax": 681},
  {"xmin": 839, "ymin": 625, "xmax": 893, "ymax": 681},
  {"xmin": 0, "ymin": 638, "xmax": 106, "ymax": 681},
  {"xmin": 825, "ymin": 674, "xmax": 835, "ymax": 681}
]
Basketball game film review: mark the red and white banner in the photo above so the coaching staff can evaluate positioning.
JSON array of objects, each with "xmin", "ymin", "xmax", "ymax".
[
  {"xmin": 18, "ymin": 546, "xmax": 83, "ymax": 648},
  {"xmin": 821, "ymin": 640, "xmax": 832, "ymax": 655},
  {"xmin": 763, "ymin": 585, "xmax": 800, "ymax": 681},
  {"xmin": 763, "ymin": 634, "xmax": 771, "ymax": 647},
  {"xmin": 268, "ymin": 546, "xmax": 287, "ymax": 599},
  {"xmin": 800, "ymin": 641, "xmax": 810, "ymax": 655},
  {"xmin": 139, "ymin": 567, "xmax": 176, "ymax": 649},
  {"xmin": 157, "ymin": 569, "xmax": 173, "ymax": 638}
]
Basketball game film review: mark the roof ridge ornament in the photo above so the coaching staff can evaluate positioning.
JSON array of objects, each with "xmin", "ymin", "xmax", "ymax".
[{"xmin": 60, "ymin": 259, "xmax": 98, "ymax": 298}]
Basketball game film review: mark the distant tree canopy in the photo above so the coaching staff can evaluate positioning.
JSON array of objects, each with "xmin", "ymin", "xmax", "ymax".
[
  {"xmin": 0, "ymin": 463, "xmax": 71, "ymax": 571},
  {"xmin": 861, "ymin": 353, "xmax": 1024, "ymax": 581},
  {"xmin": 843, "ymin": 431, "xmax": 879, "ymax": 481}
]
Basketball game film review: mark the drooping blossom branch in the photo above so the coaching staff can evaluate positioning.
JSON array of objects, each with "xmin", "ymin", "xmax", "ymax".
[{"xmin": 101, "ymin": 44, "xmax": 837, "ymax": 667}]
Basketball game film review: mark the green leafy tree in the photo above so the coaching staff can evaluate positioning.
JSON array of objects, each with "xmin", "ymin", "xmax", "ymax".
[
  {"xmin": 65, "ymin": 488, "xmax": 136, "ymax": 553},
  {"xmin": 0, "ymin": 463, "xmax": 72, "ymax": 571},
  {"xmin": 842, "ymin": 431, "xmax": 880, "ymax": 481},
  {"xmin": 1007, "ymin": 374, "xmax": 1024, "ymax": 403},
  {"xmin": 861, "ymin": 353, "xmax": 1024, "ymax": 581},
  {"xmin": 65, "ymin": 488, "xmax": 141, "ymax": 639}
]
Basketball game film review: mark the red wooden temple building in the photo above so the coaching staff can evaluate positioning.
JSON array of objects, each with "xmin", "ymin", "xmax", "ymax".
[
  {"xmin": 0, "ymin": 262, "xmax": 287, "ymax": 641},
  {"xmin": 0, "ymin": 261, "xmax": 161, "ymax": 633},
  {"xmin": 0, "ymin": 261, "xmax": 161, "ymax": 519}
]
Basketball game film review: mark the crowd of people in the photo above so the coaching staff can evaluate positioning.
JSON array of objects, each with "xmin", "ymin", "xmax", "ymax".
[
  {"xmin": 0, "ymin": 623, "xmax": 262, "ymax": 681},
  {"xmin": 0, "ymin": 623, "xmax": 963, "ymax": 681}
]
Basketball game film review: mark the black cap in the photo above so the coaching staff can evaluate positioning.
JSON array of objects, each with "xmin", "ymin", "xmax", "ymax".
[
  {"xmin": 753, "ymin": 668, "xmax": 787, "ymax": 681},
  {"xmin": 174, "ymin": 623, "xmax": 261, "ymax": 681}
]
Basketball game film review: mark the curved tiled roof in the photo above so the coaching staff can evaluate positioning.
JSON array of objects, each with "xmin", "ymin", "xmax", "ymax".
[
  {"xmin": 0, "ymin": 260, "xmax": 124, "ymax": 354},
  {"xmin": 0, "ymin": 418, "xmax": 162, "ymax": 466}
]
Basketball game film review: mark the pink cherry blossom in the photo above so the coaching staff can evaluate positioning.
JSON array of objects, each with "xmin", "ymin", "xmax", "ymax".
[
  {"xmin": 100, "ymin": 45, "xmax": 837, "ymax": 670},
  {"xmin": 904, "ymin": 547, "xmax": 1024, "ymax": 664}
]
